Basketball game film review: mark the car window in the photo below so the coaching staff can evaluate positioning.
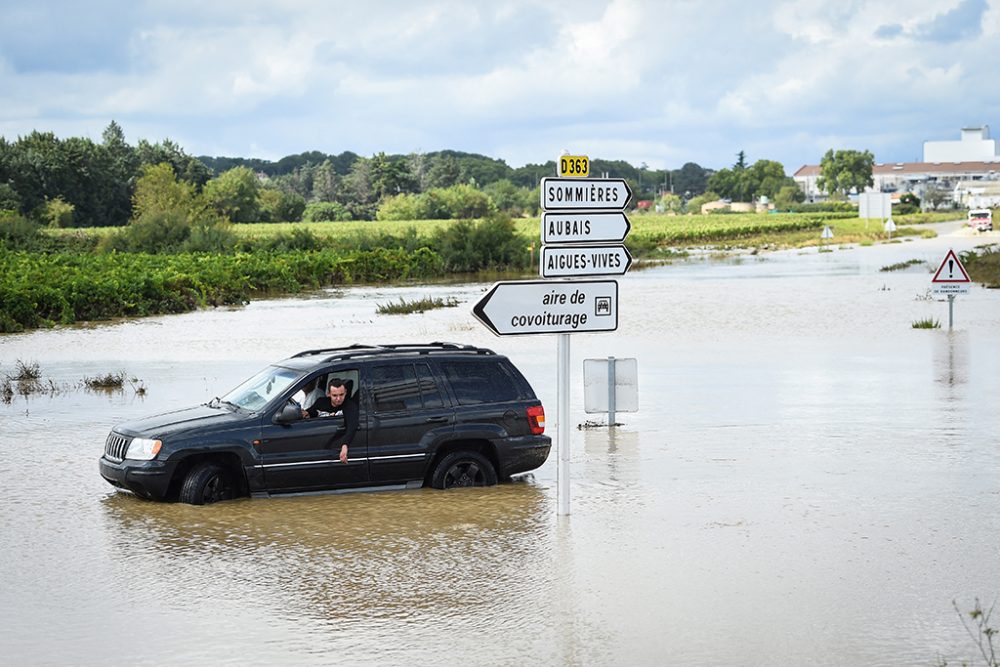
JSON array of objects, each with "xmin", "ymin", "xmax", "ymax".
[
  {"xmin": 440, "ymin": 360, "xmax": 519, "ymax": 405},
  {"xmin": 372, "ymin": 365, "xmax": 423, "ymax": 412},
  {"xmin": 416, "ymin": 362, "xmax": 444, "ymax": 409},
  {"xmin": 222, "ymin": 366, "xmax": 300, "ymax": 411}
]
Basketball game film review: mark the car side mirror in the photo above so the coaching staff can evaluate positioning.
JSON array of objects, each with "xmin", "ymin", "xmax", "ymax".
[{"xmin": 275, "ymin": 402, "xmax": 302, "ymax": 424}]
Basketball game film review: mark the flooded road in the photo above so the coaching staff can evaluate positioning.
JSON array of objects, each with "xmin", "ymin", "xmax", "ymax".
[{"xmin": 2, "ymin": 226, "xmax": 999, "ymax": 665}]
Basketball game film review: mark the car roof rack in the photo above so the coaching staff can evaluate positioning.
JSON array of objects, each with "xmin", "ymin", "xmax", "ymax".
[{"xmin": 290, "ymin": 342, "xmax": 496, "ymax": 362}]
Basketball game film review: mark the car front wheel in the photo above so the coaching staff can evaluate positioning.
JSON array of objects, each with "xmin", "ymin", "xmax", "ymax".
[
  {"xmin": 430, "ymin": 451, "xmax": 498, "ymax": 490},
  {"xmin": 179, "ymin": 463, "xmax": 236, "ymax": 505}
]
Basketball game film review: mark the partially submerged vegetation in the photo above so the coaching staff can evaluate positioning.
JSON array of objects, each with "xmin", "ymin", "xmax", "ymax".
[
  {"xmin": 912, "ymin": 317, "xmax": 941, "ymax": 329},
  {"xmin": 881, "ymin": 259, "xmax": 927, "ymax": 272},
  {"xmin": 2, "ymin": 360, "xmax": 145, "ymax": 403},
  {"xmin": 961, "ymin": 244, "xmax": 1000, "ymax": 287},
  {"xmin": 376, "ymin": 296, "xmax": 459, "ymax": 315}
]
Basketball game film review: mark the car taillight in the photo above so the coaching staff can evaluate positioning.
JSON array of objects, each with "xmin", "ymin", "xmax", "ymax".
[{"xmin": 526, "ymin": 405, "xmax": 545, "ymax": 435}]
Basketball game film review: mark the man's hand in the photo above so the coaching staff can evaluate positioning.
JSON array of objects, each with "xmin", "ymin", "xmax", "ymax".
[{"xmin": 339, "ymin": 444, "xmax": 348, "ymax": 464}]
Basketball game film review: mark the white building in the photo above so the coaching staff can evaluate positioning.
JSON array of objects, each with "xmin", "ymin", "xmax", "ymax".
[
  {"xmin": 794, "ymin": 161, "xmax": 1000, "ymax": 204},
  {"xmin": 924, "ymin": 126, "xmax": 1000, "ymax": 163},
  {"xmin": 794, "ymin": 127, "xmax": 1000, "ymax": 206}
]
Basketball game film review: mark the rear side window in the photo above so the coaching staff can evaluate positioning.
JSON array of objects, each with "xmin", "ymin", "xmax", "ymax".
[
  {"xmin": 440, "ymin": 360, "xmax": 520, "ymax": 405},
  {"xmin": 372, "ymin": 363, "xmax": 446, "ymax": 412}
]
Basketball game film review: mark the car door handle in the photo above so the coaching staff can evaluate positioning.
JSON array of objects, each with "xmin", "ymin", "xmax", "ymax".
[{"xmin": 425, "ymin": 416, "xmax": 449, "ymax": 423}]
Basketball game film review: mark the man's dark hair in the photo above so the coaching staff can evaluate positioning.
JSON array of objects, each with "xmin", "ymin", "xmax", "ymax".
[{"xmin": 328, "ymin": 378, "xmax": 346, "ymax": 388}]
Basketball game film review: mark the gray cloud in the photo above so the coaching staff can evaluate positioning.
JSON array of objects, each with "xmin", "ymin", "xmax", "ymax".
[
  {"xmin": 2, "ymin": 0, "xmax": 1000, "ymax": 172},
  {"xmin": 914, "ymin": 0, "xmax": 988, "ymax": 42}
]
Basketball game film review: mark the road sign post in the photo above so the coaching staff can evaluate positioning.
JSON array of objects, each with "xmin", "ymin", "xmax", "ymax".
[
  {"xmin": 472, "ymin": 153, "xmax": 633, "ymax": 517},
  {"xmin": 931, "ymin": 249, "xmax": 972, "ymax": 329}
]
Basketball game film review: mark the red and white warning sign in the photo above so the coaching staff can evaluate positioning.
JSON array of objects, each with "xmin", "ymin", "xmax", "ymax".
[{"xmin": 931, "ymin": 248, "xmax": 971, "ymax": 294}]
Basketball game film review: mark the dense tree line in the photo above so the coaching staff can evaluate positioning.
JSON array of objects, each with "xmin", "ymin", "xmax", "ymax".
[{"xmin": 0, "ymin": 120, "xmax": 721, "ymax": 227}]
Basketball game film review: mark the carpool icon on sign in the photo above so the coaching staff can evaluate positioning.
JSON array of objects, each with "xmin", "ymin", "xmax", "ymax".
[{"xmin": 595, "ymin": 297, "xmax": 612, "ymax": 316}]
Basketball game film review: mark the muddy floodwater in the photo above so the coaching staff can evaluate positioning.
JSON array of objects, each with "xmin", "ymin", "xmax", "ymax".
[{"xmin": 2, "ymin": 224, "xmax": 999, "ymax": 665}]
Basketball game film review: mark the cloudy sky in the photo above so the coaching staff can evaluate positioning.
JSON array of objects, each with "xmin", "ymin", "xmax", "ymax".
[{"xmin": 2, "ymin": 0, "xmax": 998, "ymax": 172}]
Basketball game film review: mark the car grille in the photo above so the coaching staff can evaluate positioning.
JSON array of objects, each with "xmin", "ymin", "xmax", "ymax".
[{"xmin": 104, "ymin": 433, "xmax": 131, "ymax": 462}]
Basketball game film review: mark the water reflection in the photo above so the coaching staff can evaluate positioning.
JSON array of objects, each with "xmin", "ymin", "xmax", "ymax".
[
  {"xmin": 934, "ymin": 330, "xmax": 968, "ymax": 391},
  {"xmin": 100, "ymin": 484, "xmax": 554, "ymax": 626}
]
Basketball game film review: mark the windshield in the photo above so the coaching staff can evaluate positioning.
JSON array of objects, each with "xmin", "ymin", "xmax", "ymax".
[{"xmin": 221, "ymin": 366, "xmax": 301, "ymax": 412}]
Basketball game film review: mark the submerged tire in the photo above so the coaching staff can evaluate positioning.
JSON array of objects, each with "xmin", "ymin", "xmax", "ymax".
[
  {"xmin": 179, "ymin": 463, "xmax": 236, "ymax": 505},
  {"xmin": 430, "ymin": 451, "xmax": 498, "ymax": 490}
]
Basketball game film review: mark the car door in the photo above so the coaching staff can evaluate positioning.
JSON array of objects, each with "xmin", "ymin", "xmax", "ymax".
[
  {"xmin": 367, "ymin": 362, "xmax": 453, "ymax": 484},
  {"xmin": 258, "ymin": 371, "xmax": 368, "ymax": 492}
]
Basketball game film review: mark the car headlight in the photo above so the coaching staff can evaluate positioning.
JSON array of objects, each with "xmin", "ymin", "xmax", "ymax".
[{"xmin": 125, "ymin": 438, "xmax": 162, "ymax": 461}]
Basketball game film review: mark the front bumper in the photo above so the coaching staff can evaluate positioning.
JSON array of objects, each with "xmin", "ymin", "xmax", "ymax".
[{"xmin": 99, "ymin": 456, "xmax": 177, "ymax": 501}]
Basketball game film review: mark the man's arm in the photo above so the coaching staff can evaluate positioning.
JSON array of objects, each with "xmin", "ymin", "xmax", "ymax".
[{"xmin": 338, "ymin": 399, "xmax": 359, "ymax": 463}]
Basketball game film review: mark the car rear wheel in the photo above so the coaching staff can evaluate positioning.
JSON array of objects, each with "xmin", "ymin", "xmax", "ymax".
[
  {"xmin": 430, "ymin": 451, "xmax": 498, "ymax": 490},
  {"xmin": 179, "ymin": 463, "xmax": 235, "ymax": 505}
]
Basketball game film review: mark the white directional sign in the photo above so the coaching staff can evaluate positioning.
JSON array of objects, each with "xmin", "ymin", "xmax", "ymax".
[
  {"xmin": 540, "ymin": 177, "xmax": 632, "ymax": 211},
  {"xmin": 931, "ymin": 248, "xmax": 971, "ymax": 294},
  {"xmin": 542, "ymin": 211, "xmax": 632, "ymax": 244},
  {"xmin": 472, "ymin": 280, "xmax": 618, "ymax": 336},
  {"xmin": 540, "ymin": 245, "xmax": 632, "ymax": 278}
]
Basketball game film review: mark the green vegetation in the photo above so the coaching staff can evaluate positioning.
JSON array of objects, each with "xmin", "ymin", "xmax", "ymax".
[
  {"xmin": 817, "ymin": 149, "xmax": 875, "ymax": 198},
  {"xmin": 912, "ymin": 317, "xmax": 941, "ymax": 329},
  {"xmin": 938, "ymin": 598, "xmax": 998, "ymax": 667},
  {"xmin": 881, "ymin": 259, "xmax": 926, "ymax": 272},
  {"xmin": 1, "ymin": 359, "xmax": 146, "ymax": 402},
  {"xmin": 961, "ymin": 245, "xmax": 1000, "ymax": 287},
  {"xmin": 2, "ymin": 209, "xmax": 956, "ymax": 334},
  {"xmin": 376, "ymin": 296, "xmax": 459, "ymax": 315},
  {"xmin": 83, "ymin": 371, "xmax": 126, "ymax": 389}
]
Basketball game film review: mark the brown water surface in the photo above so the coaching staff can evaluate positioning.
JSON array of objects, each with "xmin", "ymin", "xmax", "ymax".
[{"xmin": 2, "ymin": 226, "xmax": 999, "ymax": 665}]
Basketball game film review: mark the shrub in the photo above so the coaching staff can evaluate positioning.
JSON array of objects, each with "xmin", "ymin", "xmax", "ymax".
[
  {"xmin": 432, "ymin": 215, "xmax": 529, "ymax": 272},
  {"xmin": 259, "ymin": 189, "xmax": 306, "ymax": 222},
  {"xmin": 261, "ymin": 228, "xmax": 323, "ymax": 252},
  {"xmin": 184, "ymin": 221, "xmax": 238, "ymax": 253},
  {"xmin": 376, "ymin": 193, "xmax": 426, "ymax": 221},
  {"xmin": 108, "ymin": 209, "xmax": 191, "ymax": 253},
  {"xmin": 43, "ymin": 197, "xmax": 75, "ymax": 228},
  {"xmin": 304, "ymin": 201, "xmax": 353, "ymax": 222},
  {"xmin": 0, "ymin": 211, "xmax": 42, "ymax": 250}
]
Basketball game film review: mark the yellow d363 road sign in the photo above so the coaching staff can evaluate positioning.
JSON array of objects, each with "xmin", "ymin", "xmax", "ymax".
[{"xmin": 559, "ymin": 155, "xmax": 589, "ymax": 177}]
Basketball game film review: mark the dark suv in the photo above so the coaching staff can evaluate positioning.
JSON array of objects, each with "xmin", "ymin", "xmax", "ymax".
[{"xmin": 99, "ymin": 343, "xmax": 550, "ymax": 505}]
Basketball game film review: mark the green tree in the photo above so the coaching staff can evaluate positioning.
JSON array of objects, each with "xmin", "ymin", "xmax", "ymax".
[
  {"xmin": 258, "ymin": 188, "xmax": 306, "ymax": 222},
  {"xmin": 426, "ymin": 154, "xmax": 462, "ymax": 188},
  {"xmin": 483, "ymin": 179, "xmax": 536, "ymax": 216},
  {"xmin": 202, "ymin": 166, "xmax": 261, "ymax": 222},
  {"xmin": 774, "ymin": 184, "xmax": 806, "ymax": 210},
  {"xmin": 132, "ymin": 163, "xmax": 196, "ymax": 221},
  {"xmin": 101, "ymin": 120, "xmax": 138, "ymax": 226},
  {"xmin": 817, "ymin": 149, "xmax": 874, "ymax": 198},
  {"xmin": 311, "ymin": 159, "xmax": 339, "ymax": 202},
  {"xmin": 923, "ymin": 185, "xmax": 950, "ymax": 210},
  {"xmin": 687, "ymin": 191, "xmax": 721, "ymax": 214},
  {"xmin": 707, "ymin": 168, "xmax": 741, "ymax": 201},
  {"xmin": 369, "ymin": 152, "xmax": 416, "ymax": 199},
  {"xmin": 658, "ymin": 193, "xmax": 683, "ymax": 213},
  {"xmin": 43, "ymin": 197, "xmax": 75, "ymax": 228},
  {"xmin": 744, "ymin": 159, "xmax": 794, "ymax": 201},
  {"xmin": 672, "ymin": 162, "xmax": 709, "ymax": 197},
  {"xmin": 136, "ymin": 138, "xmax": 211, "ymax": 188},
  {"xmin": 303, "ymin": 201, "xmax": 352, "ymax": 222},
  {"xmin": 0, "ymin": 182, "xmax": 21, "ymax": 211}
]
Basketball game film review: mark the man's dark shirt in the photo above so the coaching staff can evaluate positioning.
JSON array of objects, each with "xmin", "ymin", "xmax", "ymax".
[{"xmin": 306, "ymin": 394, "xmax": 359, "ymax": 448}]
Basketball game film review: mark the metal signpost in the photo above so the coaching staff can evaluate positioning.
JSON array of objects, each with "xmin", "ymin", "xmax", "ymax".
[
  {"xmin": 471, "ymin": 154, "xmax": 632, "ymax": 516},
  {"xmin": 931, "ymin": 248, "xmax": 971, "ymax": 329}
]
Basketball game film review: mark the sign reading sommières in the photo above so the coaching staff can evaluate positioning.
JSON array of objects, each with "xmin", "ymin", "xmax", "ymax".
[{"xmin": 540, "ymin": 177, "xmax": 632, "ymax": 210}]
